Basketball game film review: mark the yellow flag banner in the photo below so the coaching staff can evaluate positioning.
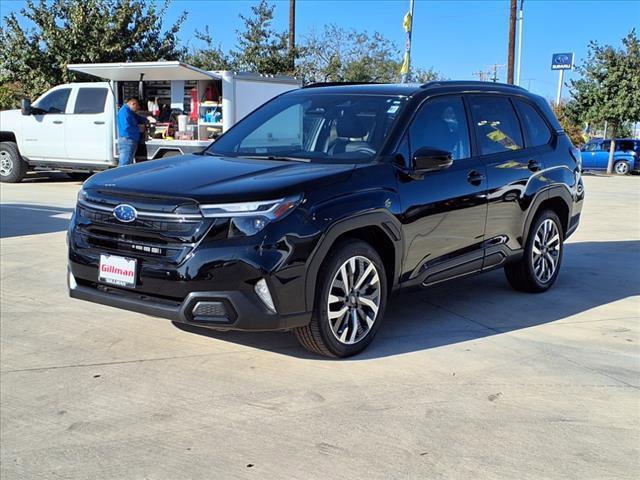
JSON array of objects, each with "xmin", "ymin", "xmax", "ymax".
[
  {"xmin": 403, "ymin": 11, "xmax": 412, "ymax": 33},
  {"xmin": 400, "ymin": 51, "xmax": 410, "ymax": 75}
]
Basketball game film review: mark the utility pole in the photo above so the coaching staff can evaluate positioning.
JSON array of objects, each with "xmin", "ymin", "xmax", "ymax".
[
  {"xmin": 473, "ymin": 70, "xmax": 489, "ymax": 82},
  {"xmin": 515, "ymin": 0, "xmax": 524, "ymax": 86},
  {"xmin": 288, "ymin": 0, "xmax": 296, "ymax": 70},
  {"xmin": 507, "ymin": 0, "xmax": 517, "ymax": 84},
  {"xmin": 491, "ymin": 64, "xmax": 499, "ymax": 83}
]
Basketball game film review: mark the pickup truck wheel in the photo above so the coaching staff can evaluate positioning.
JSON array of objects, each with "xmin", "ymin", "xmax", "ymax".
[
  {"xmin": 504, "ymin": 210, "xmax": 564, "ymax": 293},
  {"xmin": 0, "ymin": 142, "xmax": 27, "ymax": 183},
  {"xmin": 613, "ymin": 161, "xmax": 630, "ymax": 175},
  {"xmin": 294, "ymin": 240, "xmax": 387, "ymax": 358}
]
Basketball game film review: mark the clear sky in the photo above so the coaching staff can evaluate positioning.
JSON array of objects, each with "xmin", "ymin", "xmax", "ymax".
[{"xmin": 1, "ymin": 0, "xmax": 638, "ymax": 101}]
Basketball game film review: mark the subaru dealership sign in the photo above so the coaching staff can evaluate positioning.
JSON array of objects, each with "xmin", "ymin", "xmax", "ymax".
[{"xmin": 551, "ymin": 53, "xmax": 574, "ymax": 70}]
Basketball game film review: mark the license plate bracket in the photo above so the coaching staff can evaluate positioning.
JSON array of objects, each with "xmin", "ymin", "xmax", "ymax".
[{"xmin": 98, "ymin": 254, "xmax": 137, "ymax": 288}]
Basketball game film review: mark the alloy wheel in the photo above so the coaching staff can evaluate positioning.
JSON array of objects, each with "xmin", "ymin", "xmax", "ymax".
[
  {"xmin": 0, "ymin": 151, "xmax": 13, "ymax": 177},
  {"xmin": 615, "ymin": 162, "xmax": 629, "ymax": 175},
  {"xmin": 327, "ymin": 255, "xmax": 381, "ymax": 345},
  {"xmin": 531, "ymin": 218, "xmax": 561, "ymax": 283}
]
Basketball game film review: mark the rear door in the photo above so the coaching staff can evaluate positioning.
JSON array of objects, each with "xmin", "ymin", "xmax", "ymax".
[
  {"xmin": 21, "ymin": 87, "xmax": 72, "ymax": 160},
  {"xmin": 65, "ymin": 86, "xmax": 112, "ymax": 164},
  {"xmin": 468, "ymin": 94, "xmax": 550, "ymax": 266}
]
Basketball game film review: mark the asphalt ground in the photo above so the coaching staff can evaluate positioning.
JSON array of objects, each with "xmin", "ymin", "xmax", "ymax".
[{"xmin": 1, "ymin": 173, "xmax": 638, "ymax": 479}]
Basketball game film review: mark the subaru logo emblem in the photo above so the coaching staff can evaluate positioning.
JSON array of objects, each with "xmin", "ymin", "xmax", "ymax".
[{"xmin": 113, "ymin": 204, "xmax": 137, "ymax": 223}]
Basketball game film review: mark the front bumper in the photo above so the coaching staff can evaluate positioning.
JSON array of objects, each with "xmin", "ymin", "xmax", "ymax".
[{"xmin": 68, "ymin": 270, "xmax": 310, "ymax": 331}]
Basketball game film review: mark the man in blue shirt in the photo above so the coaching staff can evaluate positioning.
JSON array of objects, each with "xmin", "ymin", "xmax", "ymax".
[{"xmin": 117, "ymin": 98, "xmax": 148, "ymax": 167}]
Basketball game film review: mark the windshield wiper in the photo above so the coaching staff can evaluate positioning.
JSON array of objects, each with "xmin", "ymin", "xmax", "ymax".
[{"xmin": 239, "ymin": 155, "xmax": 311, "ymax": 163}]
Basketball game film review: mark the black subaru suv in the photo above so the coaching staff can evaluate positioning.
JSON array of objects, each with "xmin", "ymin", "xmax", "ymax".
[{"xmin": 68, "ymin": 81, "xmax": 584, "ymax": 357}]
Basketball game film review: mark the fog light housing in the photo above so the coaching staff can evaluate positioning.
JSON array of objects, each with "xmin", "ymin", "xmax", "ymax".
[
  {"xmin": 254, "ymin": 278, "xmax": 276, "ymax": 313},
  {"xmin": 68, "ymin": 270, "xmax": 77, "ymax": 290}
]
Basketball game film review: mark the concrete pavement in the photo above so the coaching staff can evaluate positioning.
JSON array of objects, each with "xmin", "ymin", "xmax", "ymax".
[{"xmin": 1, "ymin": 173, "xmax": 638, "ymax": 479}]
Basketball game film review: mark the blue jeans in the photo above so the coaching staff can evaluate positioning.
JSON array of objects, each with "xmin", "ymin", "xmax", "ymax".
[{"xmin": 118, "ymin": 138, "xmax": 138, "ymax": 167}]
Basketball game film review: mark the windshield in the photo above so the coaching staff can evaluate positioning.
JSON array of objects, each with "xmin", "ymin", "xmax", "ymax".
[{"xmin": 206, "ymin": 93, "xmax": 407, "ymax": 163}]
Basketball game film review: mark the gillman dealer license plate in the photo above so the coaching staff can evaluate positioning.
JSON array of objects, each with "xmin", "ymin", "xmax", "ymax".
[{"xmin": 99, "ymin": 254, "xmax": 137, "ymax": 288}]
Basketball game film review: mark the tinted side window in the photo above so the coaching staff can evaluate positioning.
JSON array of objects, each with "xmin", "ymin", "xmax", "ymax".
[
  {"xmin": 602, "ymin": 141, "xmax": 611, "ymax": 151},
  {"xmin": 409, "ymin": 95, "xmax": 470, "ymax": 160},
  {"xmin": 74, "ymin": 88, "xmax": 108, "ymax": 114},
  {"xmin": 34, "ymin": 88, "xmax": 71, "ymax": 114},
  {"xmin": 616, "ymin": 140, "xmax": 634, "ymax": 152},
  {"xmin": 468, "ymin": 96, "xmax": 523, "ymax": 155},
  {"xmin": 514, "ymin": 99, "xmax": 552, "ymax": 147}
]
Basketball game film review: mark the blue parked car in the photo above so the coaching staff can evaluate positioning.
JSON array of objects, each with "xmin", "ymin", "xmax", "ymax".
[{"xmin": 580, "ymin": 138, "xmax": 640, "ymax": 175}]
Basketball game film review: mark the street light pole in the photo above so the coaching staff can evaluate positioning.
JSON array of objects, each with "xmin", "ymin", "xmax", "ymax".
[{"xmin": 515, "ymin": 0, "xmax": 524, "ymax": 86}]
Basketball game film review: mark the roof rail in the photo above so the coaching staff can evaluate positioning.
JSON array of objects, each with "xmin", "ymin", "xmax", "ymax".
[
  {"xmin": 420, "ymin": 80, "xmax": 527, "ymax": 90},
  {"xmin": 302, "ymin": 81, "xmax": 381, "ymax": 89}
]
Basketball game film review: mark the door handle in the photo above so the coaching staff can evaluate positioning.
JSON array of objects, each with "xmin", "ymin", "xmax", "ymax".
[
  {"xmin": 528, "ymin": 159, "xmax": 540, "ymax": 172},
  {"xmin": 94, "ymin": 121, "xmax": 105, "ymax": 125},
  {"xmin": 53, "ymin": 120, "xmax": 63, "ymax": 124},
  {"xmin": 467, "ymin": 170, "xmax": 485, "ymax": 186}
]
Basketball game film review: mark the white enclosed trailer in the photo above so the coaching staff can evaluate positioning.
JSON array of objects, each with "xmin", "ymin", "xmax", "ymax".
[{"xmin": 0, "ymin": 61, "xmax": 300, "ymax": 182}]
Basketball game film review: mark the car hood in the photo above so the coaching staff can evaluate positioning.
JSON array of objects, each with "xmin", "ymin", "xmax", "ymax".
[{"xmin": 84, "ymin": 154, "xmax": 355, "ymax": 203}]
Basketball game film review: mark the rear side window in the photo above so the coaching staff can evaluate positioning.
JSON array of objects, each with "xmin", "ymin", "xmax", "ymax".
[
  {"xmin": 34, "ymin": 88, "xmax": 71, "ymax": 114},
  {"xmin": 514, "ymin": 99, "xmax": 552, "ymax": 147},
  {"xmin": 74, "ymin": 88, "xmax": 108, "ymax": 114},
  {"xmin": 468, "ymin": 96, "xmax": 523, "ymax": 155},
  {"xmin": 616, "ymin": 140, "xmax": 635, "ymax": 152},
  {"xmin": 409, "ymin": 95, "xmax": 471, "ymax": 160}
]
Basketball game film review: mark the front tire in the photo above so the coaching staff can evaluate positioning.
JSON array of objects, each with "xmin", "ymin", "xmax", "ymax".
[
  {"xmin": 0, "ymin": 141, "xmax": 27, "ymax": 183},
  {"xmin": 613, "ymin": 161, "xmax": 630, "ymax": 175},
  {"xmin": 505, "ymin": 210, "xmax": 564, "ymax": 292},
  {"xmin": 294, "ymin": 240, "xmax": 387, "ymax": 358}
]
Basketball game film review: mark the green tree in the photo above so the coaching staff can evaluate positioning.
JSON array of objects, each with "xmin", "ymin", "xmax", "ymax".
[
  {"xmin": 230, "ymin": 0, "xmax": 295, "ymax": 75},
  {"xmin": 553, "ymin": 101, "xmax": 587, "ymax": 147},
  {"xmin": 569, "ymin": 30, "xmax": 640, "ymax": 173},
  {"xmin": 0, "ymin": 0, "xmax": 186, "ymax": 100},
  {"xmin": 183, "ymin": 26, "xmax": 232, "ymax": 71},
  {"xmin": 297, "ymin": 24, "xmax": 442, "ymax": 84}
]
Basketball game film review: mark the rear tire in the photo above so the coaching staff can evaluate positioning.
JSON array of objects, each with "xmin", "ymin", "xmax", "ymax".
[
  {"xmin": 294, "ymin": 239, "xmax": 387, "ymax": 358},
  {"xmin": 505, "ymin": 209, "xmax": 564, "ymax": 293},
  {"xmin": 613, "ymin": 161, "xmax": 630, "ymax": 175},
  {"xmin": 0, "ymin": 141, "xmax": 27, "ymax": 183}
]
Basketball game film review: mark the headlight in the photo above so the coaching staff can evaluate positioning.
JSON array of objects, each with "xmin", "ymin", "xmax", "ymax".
[
  {"xmin": 199, "ymin": 195, "xmax": 303, "ymax": 237},
  {"xmin": 77, "ymin": 189, "xmax": 87, "ymax": 203}
]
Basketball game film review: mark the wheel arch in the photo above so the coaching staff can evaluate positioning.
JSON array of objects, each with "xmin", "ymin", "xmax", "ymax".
[
  {"xmin": 523, "ymin": 187, "xmax": 572, "ymax": 241},
  {"xmin": 0, "ymin": 132, "xmax": 17, "ymax": 144},
  {"xmin": 304, "ymin": 211, "xmax": 402, "ymax": 311}
]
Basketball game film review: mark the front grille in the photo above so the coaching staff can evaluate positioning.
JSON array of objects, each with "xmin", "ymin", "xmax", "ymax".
[
  {"xmin": 75, "ymin": 199, "xmax": 212, "ymax": 264},
  {"xmin": 77, "ymin": 206, "xmax": 197, "ymax": 233}
]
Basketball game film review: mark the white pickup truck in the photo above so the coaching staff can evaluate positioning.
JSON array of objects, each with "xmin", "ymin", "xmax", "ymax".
[{"xmin": 0, "ymin": 61, "xmax": 300, "ymax": 183}]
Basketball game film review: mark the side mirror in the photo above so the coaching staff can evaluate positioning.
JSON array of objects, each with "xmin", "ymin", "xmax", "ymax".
[
  {"xmin": 413, "ymin": 147, "xmax": 453, "ymax": 173},
  {"xmin": 21, "ymin": 98, "xmax": 32, "ymax": 116}
]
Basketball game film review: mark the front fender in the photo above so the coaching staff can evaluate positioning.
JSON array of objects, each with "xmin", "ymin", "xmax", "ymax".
[{"xmin": 303, "ymin": 205, "xmax": 403, "ymax": 312}]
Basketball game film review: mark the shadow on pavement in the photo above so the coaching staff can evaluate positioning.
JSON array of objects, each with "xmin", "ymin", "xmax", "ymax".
[
  {"xmin": 174, "ymin": 240, "xmax": 640, "ymax": 360},
  {"xmin": 0, "ymin": 203, "xmax": 74, "ymax": 238},
  {"xmin": 20, "ymin": 171, "xmax": 83, "ymax": 183}
]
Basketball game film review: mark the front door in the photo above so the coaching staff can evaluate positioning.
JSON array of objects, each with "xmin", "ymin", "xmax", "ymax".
[
  {"xmin": 397, "ymin": 94, "xmax": 488, "ymax": 286},
  {"xmin": 65, "ymin": 87, "xmax": 111, "ymax": 164},
  {"xmin": 21, "ymin": 87, "xmax": 72, "ymax": 160}
]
